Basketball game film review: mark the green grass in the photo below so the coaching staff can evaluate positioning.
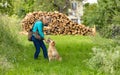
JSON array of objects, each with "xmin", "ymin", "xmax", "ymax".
[
  {"xmin": 0, "ymin": 14, "xmax": 110, "ymax": 75},
  {"xmin": 1, "ymin": 34, "xmax": 100, "ymax": 75}
]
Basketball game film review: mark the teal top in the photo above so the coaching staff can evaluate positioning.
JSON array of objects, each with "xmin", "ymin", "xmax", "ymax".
[{"xmin": 32, "ymin": 21, "xmax": 44, "ymax": 39}]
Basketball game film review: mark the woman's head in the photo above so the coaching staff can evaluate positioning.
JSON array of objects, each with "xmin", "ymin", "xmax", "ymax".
[{"xmin": 42, "ymin": 16, "xmax": 51, "ymax": 26}]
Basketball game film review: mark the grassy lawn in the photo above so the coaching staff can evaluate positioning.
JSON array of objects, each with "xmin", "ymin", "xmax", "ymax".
[
  {"xmin": 1, "ymin": 35, "xmax": 102, "ymax": 75},
  {"xmin": 0, "ymin": 15, "xmax": 103, "ymax": 75},
  {"xmin": 1, "ymin": 13, "xmax": 119, "ymax": 75}
]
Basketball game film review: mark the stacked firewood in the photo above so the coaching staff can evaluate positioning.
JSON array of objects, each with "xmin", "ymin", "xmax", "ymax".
[{"xmin": 22, "ymin": 11, "xmax": 95, "ymax": 36}]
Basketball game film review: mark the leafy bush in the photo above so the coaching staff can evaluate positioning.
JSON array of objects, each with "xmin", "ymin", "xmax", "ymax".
[
  {"xmin": 87, "ymin": 36, "xmax": 120, "ymax": 75},
  {"xmin": 0, "ymin": 14, "xmax": 22, "ymax": 72},
  {"xmin": 88, "ymin": 46, "xmax": 120, "ymax": 75},
  {"xmin": 0, "ymin": 55, "xmax": 13, "ymax": 74},
  {"xmin": 0, "ymin": 15, "xmax": 21, "ymax": 63},
  {"xmin": 0, "ymin": 14, "xmax": 20, "ymax": 46},
  {"xmin": 0, "ymin": 0, "xmax": 14, "ymax": 15},
  {"xmin": 99, "ymin": 24, "xmax": 120, "ymax": 38},
  {"xmin": 82, "ymin": 0, "xmax": 120, "ymax": 39}
]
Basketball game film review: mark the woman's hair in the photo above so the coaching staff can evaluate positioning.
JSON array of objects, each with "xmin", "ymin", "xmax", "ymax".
[{"xmin": 42, "ymin": 16, "xmax": 51, "ymax": 23}]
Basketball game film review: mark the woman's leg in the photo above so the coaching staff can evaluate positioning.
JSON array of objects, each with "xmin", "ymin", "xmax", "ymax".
[
  {"xmin": 32, "ymin": 36, "xmax": 40, "ymax": 59},
  {"xmin": 39, "ymin": 40, "xmax": 48, "ymax": 59}
]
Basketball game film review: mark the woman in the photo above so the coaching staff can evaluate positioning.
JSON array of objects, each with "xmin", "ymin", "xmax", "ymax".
[{"xmin": 31, "ymin": 17, "xmax": 50, "ymax": 59}]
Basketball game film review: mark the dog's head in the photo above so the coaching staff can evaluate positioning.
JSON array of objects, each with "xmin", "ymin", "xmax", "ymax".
[
  {"xmin": 47, "ymin": 38, "xmax": 55, "ymax": 46},
  {"xmin": 50, "ymin": 40, "xmax": 55, "ymax": 46}
]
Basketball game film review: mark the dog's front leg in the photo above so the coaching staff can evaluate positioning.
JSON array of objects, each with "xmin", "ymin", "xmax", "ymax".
[{"xmin": 48, "ymin": 56, "xmax": 52, "ymax": 62}]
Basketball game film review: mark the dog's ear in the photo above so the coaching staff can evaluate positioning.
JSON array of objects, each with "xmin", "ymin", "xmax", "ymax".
[
  {"xmin": 52, "ymin": 41, "xmax": 55, "ymax": 46},
  {"xmin": 53, "ymin": 41, "xmax": 55, "ymax": 45}
]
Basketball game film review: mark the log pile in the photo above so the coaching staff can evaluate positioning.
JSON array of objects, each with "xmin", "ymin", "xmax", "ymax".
[{"xmin": 22, "ymin": 11, "xmax": 95, "ymax": 36}]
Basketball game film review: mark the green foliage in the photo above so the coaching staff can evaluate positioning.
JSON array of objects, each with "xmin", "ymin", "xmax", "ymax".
[
  {"xmin": 82, "ymin": 0, "xmax": 120, "ymax": 38},
  {"xmin": 13, "ymin": 0, "xmax": 35, "ymax": 18},
  {"xmin": 0, "ymin": 14, "xmax": 20, "ymax": 45},
  {"xmin": 0, "ymin": 0, "xmax": 14, "ymax": 15},
  {"xmin": 33, "ymin": 0, "xmax": 57, "ymax": 12},
  {"xmin": 0, "ymin": 0, "xmax": 58, "ymax": 17},
  {"xmin": 0, "ymin": 14, "xmax": 22, "ymax": 74},
  {"xmin": 82, "ymin": 3, "xmax": 97, "ymax": 26},
  {"xmin": 97, "ymin": 0, "xmax": 120, "ymax": 27},
  {"xmin": 88, "ymin": 46, "xmax": 120, "ymax": 75},
  {"xmin": 83, "ymin": 0, "xmax": 120, "ymax": 27},
  {"xmin": 99, "ymin": 24, "xmax": 120, "ymax": 38},
  {"xmin": 0, "ymin": 55, "xmax": 13, "ymax": 75},
  {"xmin": 87, "ymin": 35, "xmax": 120, "ymax": 75}
]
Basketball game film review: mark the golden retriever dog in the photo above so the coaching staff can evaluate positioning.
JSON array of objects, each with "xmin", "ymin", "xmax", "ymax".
[{"xmin": 46, "ymin": 39, "xmax": 62, "ymax": 61}]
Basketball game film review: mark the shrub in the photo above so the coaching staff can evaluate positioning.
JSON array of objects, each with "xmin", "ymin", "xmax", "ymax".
[
  {"xmin": 87, "ymin": 35, "xmax": 120, "ymax": 75},
  {"xmin": 0, "ymin": 14, "xmax": 21, "ymax": 46},
  {"xmin": 0, "ymin": 14, "xmax": 22, "ymax": 68},
  {"xmin": 99, "ymin": 24, "xmax": 120, "ymax": 38},
  {"xmin": 87, "ymin": 45, "xmax": 120, "ymax": 75}
]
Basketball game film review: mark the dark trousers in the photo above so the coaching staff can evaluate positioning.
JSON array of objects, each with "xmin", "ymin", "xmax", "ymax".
[{"xmin": 31, "ymin": 36, "xmax": 48, "ymax": 59}]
